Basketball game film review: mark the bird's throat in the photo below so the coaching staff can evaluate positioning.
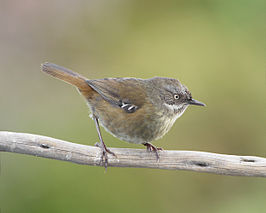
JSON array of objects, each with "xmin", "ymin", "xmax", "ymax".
[{"xmin": 164, "ymin": 103, "xmax": 188, "ymax": 119}]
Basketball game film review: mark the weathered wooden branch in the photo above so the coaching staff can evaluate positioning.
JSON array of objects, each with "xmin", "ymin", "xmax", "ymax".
[{"xmin": 0, "ymin": 131, "xmax": 265, "ymax": 177}]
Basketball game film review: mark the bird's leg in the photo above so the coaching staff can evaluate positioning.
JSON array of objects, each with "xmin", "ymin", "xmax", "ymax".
[
  {"xmin": 143, "ymin": 142, "xmax": 163, "ymax": 161},
  {"xmin": 93, "ymin": 115, "xmax": 116, "ymax": 169}
]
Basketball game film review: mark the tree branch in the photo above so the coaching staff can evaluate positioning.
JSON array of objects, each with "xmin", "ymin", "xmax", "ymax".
[{"xmin": 0, "ymin": 131, "xmax": 265, "ymax": 177}]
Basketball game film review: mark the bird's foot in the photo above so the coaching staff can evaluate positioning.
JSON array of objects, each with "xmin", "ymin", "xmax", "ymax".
[
  {"xmin": 143, "ymin": 142, "xmax": 163, "ymax": 161},
  {"xmin": 95, "ymin": 142, "xmax": 116, "ymax": 170}
]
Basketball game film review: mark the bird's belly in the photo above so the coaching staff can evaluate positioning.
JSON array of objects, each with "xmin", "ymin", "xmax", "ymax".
[
  {"xmin": 89, "ymin": 97, "xmax": 183, "ymax": 144},
  {"xmin": 98, "ymin": 112, "xmax": 177, "ymax": 144}
]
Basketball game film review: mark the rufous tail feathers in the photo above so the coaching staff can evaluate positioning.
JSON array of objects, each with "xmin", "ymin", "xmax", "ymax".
[{"xmin": 41, "ymin": 62, "xmax": 89, "ymax": 91}]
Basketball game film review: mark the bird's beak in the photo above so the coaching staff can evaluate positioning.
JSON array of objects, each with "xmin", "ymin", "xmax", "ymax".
[{"xmin": 187, "ymin": 99, "xmax": 206, "ymax": 106}]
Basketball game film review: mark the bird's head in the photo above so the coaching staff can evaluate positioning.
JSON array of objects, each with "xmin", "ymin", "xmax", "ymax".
[{"xmin": 148, "ymin": 77, "xmax": 205, "ymax": 115}]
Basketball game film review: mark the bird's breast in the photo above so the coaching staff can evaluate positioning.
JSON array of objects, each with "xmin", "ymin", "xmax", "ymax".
[{"xmin": 87, "ymin": 94, "xmax": 188, "ymax": 144}]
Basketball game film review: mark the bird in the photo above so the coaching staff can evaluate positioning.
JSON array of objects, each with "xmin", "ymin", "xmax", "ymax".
[{"xmin": 41, "ymin": 62, "xmax": 205, "ymax": 168}]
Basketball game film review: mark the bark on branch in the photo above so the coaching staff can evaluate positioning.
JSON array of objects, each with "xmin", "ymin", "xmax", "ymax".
[{"xmin": 0, "ymin": 131, "xmax": 265, "ymax": 177}]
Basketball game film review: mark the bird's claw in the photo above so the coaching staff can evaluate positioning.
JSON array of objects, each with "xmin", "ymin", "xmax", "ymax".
[
  {"xmin": 143, "ymin": 142, "xmax": 163, "ymax": 161},
  {"xmin": 95, "ymin": 142, "xmax": 116, "ymax": 170}
]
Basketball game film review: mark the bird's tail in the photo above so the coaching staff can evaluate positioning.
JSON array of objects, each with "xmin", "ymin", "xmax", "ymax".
[{"xmin": 41, "ymin": 62, "xmax": 89, "ymax": 91}]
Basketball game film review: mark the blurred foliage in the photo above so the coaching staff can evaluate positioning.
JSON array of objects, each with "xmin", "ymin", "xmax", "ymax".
[{"xmin": 0, "ymin": 0, "xmax": 265, "ymax": 212}]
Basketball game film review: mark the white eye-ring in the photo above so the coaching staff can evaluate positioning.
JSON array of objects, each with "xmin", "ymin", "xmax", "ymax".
[{"xmin": 174, "ymin": 94, "xmax": 180, "ymax": 100}]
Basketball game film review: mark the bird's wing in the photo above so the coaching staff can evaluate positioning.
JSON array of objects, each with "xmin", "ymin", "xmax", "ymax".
[{"xmin": 86, "ymin": 78, "xmax": 147, "ymax": 113}]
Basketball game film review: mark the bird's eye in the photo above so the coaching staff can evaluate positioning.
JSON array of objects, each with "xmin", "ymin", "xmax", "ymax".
[{"xmin": 174, "ymin": 94, "xmax": 179, "ymax": 100}]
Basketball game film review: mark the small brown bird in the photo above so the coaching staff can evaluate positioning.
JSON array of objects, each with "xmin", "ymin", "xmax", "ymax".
[{"xmin": 41, "ymin": 63, "xmax": 205, "ymax": 167}]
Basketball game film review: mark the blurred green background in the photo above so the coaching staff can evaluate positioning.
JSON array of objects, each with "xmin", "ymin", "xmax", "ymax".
[{"xmin": 0, "ymin": 0, "xmax": 265, "ymax": 212}]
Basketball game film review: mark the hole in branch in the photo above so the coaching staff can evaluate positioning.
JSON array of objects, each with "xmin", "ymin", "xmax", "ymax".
[
  {"xmin": 191, "ymin": 161, "xmax": 209, "ymax": 167},
  {"xmin": 240, "ymin": 158, "xmax": 256, "ymax": 163},
  {"xmin": 40, "ymin": 144, "xmax": 50, "ymax": 149}
]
